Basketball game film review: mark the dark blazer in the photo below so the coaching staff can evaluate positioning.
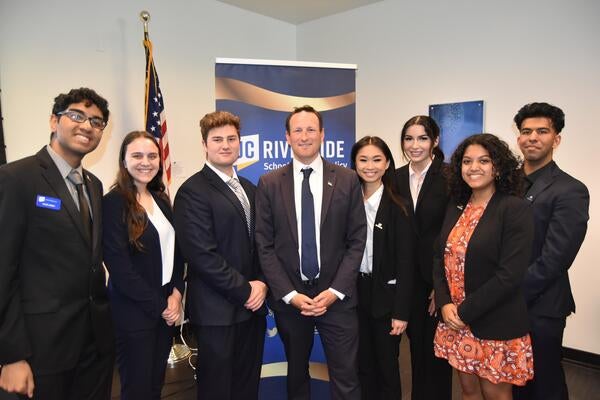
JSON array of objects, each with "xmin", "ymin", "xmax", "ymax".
[
  {"xmin": 396, "ymin": 157, "xmax": 449, "ymax": 286},
  {"xmin": 255, "ymin": 159, "xmax": 367, "ymax": 312},
  {"xmin": 102, "ymin": 190, "xmax": 185, "ymax": 331},
  {"xmin": 361, "ymin": 192, "xmax": 414, "ymax": 321},
  {"xmin": 522, "ymin": 161, "xmax": 589, "ymax": 318},
  {"xmin": 173, "ymin": 165, "xmax": 266, "ymax": 326},
  {"xmin": 433, "ymin": 192, "xmax": 534, "ymax": 340},
  {"xmin": 0, "ymin": 147, "xmax": 112, "ymax": 374}
]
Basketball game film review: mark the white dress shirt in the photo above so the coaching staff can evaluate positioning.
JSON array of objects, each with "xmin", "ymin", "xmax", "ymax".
[
  {"xmin": 360, "ymin": 184, "xmax": 384, "ymax": 274},
  {"xmin": 146, "ymin": 198, "xmax": 176, "ymax": 285},
  {"xmin": 282, "ymin": 156, "xmax": 344, "ymax": 304},
  {"xmin": 409, "ymin": 158, "xmax": 433, "ymax": 210}
]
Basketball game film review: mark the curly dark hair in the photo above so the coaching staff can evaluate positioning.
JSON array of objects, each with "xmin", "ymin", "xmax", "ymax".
[
  {"xmin": 514, "ymin": 102, "xmax": 564, "ymax": 133},
  {"xmin": 52, "ymin": 87, "xmax": 110, "ymax": 122},
  {"xmin": 446, "ymin": 134, "xmax": 523, "ymax": 205}
]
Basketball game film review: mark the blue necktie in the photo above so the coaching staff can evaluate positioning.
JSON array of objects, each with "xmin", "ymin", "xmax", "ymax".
[{"xmin": 301, "ymin": 168, "xmax": 319, "ymax": 280}]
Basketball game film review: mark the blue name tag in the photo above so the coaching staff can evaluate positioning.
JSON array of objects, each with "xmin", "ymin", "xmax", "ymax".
[{"xmin": 36, "ymin": 195, "xmax": 61, "ymax": 210}]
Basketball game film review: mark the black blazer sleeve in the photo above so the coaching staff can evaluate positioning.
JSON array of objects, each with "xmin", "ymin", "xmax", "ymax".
[
  {"xmin": 391, "ymin": 203, "xmax": 415, "ymax": 320},
  {"xmin": 0, "ymin": 165, "xmax": 32, "ymax": 364},
  {"xmin": 523, "ymin": 179, "xmax": 589, "ymax": 304},
  {"xmin": 457, "ymin": 197, "xmax": 533, "ymax": 325},
  {"xmin": 102, "ymin": 191, "xmax": 168, "ymax": 319}
]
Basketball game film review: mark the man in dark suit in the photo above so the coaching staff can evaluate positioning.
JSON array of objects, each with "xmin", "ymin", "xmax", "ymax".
[
  {"xmin": 0, "ymin": 88, "xmax": 114, "ymax": 399},
  {"xmin": 513, "ymin": 102, "xmax": 589, "ymax": 400},
  {"xmin": 173, "ymin": 111, "xmax": 267, "ymax": 400},
  {"xmin": 255, "ymin": 105, "xmax": 366, "ymax": 400}
]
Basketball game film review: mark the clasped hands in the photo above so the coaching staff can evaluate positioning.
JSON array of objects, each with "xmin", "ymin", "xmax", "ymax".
[
  {"xmin": 440, "ymin": 303, "xmax": 466, "ymax": 331},
  {"xmin": 290, "ymin": 290, "xmax": 337, "ymax": 317},
  {"xmin": 161, "ymin": 288, "xmax": 183, "ymax": 326},
  {"xmin": 245, "ymin": 280, "xmax": 268, "ymax": 312}
]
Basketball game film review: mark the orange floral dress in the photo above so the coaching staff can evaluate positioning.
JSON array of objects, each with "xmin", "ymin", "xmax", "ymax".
[{"xmin": 433, "ymin": 202, "xmax": 534, "ymax": 385}]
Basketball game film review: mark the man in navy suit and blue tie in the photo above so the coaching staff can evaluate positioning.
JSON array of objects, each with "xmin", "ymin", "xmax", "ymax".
[
  {"xmin": 513, "ymin": 102, "xmax": 589, "ymax": 400},
  {"xmin": 173, "ymin": 111, "xmax": 267, "ymax": 400},
  {"xmin": 255, "ymin": 105, "xmax": 366, "ymax": 400}
]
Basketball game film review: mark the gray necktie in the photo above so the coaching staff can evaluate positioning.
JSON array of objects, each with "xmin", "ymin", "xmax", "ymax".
[
  {"xmin": 228, "ymin": 177, "xmax": 251, "ymax": 236},
  {"xmin": 67, "ymin": 169, "xmax": 92, "ymax": 240}
]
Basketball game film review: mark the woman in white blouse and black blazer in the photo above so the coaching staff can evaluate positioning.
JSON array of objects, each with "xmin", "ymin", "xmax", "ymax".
[
  {"xmin": 103, "ymin": 131, "xmax": 184, "ymax": 400},
  {"xmin": 351, "ymin": 136, "xmax": 415, "ymax": 400}
]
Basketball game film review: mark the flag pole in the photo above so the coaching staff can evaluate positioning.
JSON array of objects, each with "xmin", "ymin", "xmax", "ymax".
[{"xmin": 139, "ymin": 10, "xmax": 192, "ymax": 366}]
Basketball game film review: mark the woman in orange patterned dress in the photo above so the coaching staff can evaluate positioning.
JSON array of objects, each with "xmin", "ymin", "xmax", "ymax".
[{"xmin": 432, "ymin": 134, "xmax": 535, "ymax": 400}]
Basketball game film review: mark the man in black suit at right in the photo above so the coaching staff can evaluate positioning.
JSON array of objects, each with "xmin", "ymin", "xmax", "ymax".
[{"xmin": 513, "ymin": 102, "xmax": 589, "ymax": 400}]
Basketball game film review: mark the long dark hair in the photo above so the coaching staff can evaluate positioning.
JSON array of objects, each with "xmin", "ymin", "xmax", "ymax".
[
  {"xmin": 447, "ymin": 133, "xmax": 523, "ymax": 205},
  {"xmin": 111, "ymin": 131, "xmax": 167, "ymax": 250},
  {"xmin": 400, "ymin": 115, "xmax": 444, "ymax": 161},
  {"xmin": 351, "ymin": 135, "xmax": 408, "ymax": 214}
]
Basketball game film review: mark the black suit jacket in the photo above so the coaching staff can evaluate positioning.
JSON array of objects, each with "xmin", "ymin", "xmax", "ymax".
[
  {"xmin": 522, "ymin": 161, "xmax": 589, "ymax": 318},
  {"xmin": 102, "ymin": 190, "xmax": 185, "ymax": 331},
  {"xmin": 173, "ymin": 165, "xmax": 266, "ymax": 326},
  {"xmin": 361, "ymin": 192, "xmax": 415, "ymax": 321},
  {"xmin": 433, "ymin": 193, "xmax": 534, "ymax": 340},
  {"xmin": 0, "ymin": 147, "xmax": 113, "ymax": 374},
  {"xmin": 396, "ymin": 157, "xmax": 449, "ymax": 287},
  {"xmin": 255, "ymin": 159, "xmax": 366, "ymax": 313}
]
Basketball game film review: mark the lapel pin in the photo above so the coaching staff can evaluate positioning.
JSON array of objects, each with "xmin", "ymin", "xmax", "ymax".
[
  {"xmin": 457, "ymin": 205, "xmax": 464, "ymax": 210},
  {"xmin": 526, "ymin": 195, "xmax": 534, "ymax": 201},
  {"xmin": 375, "ymin": 223, "xmax": 383, "ymax": 230},
  {"xmin": 327, "ymin": 181, "xmax": 333, "ymax": 187}
]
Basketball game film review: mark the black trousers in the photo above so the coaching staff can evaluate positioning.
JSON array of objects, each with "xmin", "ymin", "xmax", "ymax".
[
  {"xmin": 275, "ymin": 304, "xmax": 360, "ymax": 400},
  {"xmin": 357, "ymin": 274, "xmax": 402, "ymax": 400},
  {"xmin": 193, "ymin": 315, "xmax": 266, "ymax": 400},
  {"xmin": 18, "ymin": 338, "xmax": 114, "ymax": 400},
  {"xmin": 513, "ymin": 315, "xmax": 568, "ymax": 400},
  {"xmin": 115, "ymin": 320, "xmax": 173, "ymax": 400},
  {"xmin": 406, "ymin": 278, "xmax": 452, "ymax": 400}
]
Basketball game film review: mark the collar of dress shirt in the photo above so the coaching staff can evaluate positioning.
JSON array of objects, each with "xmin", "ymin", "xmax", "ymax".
[
  {"xmin": 205, "ymin": 161, "xmax": 240, "ymax": 184},
  {"xmin": 408, "ymin": 156, "xmax": 433, "ymax": 179},
  {"xmin": 46, "ymin": 144, "xmax": 83, "ymax": 179},
  {"xmin": 292, "ymin": 155, "xmax": 323, "ymax": 176},
  {"xmin": 364, "ymin": 184, "xmax": 384, "ymax": 211}
]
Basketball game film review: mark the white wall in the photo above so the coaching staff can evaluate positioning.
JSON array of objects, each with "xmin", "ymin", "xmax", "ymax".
[
  {"xmin": 297, "ymin": 0, "xmax": 599, "ymax": 354},
  {"xmin": 1, "ymin": 0, "xmax": 598, "ymax": 354},
  {"xmin": 0, "ymin": 0, "xmax": 295, "ymax": 191}
]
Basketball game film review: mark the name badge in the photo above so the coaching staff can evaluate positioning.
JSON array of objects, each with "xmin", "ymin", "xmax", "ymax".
[{"xmin": 36, "ymin": 195, "xmax": 61, "ymax": 211}]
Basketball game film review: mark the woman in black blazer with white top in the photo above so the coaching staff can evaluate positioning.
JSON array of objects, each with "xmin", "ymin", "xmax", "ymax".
[
  {"xmin": 351, "ymin": 136, "xmax": 414, "ymax": 400},
  {"xmin": 103, "ymin": 131, "xmax": 185, "ymax": 400},
  {"xmin": 395, "ymin": 115, "xmax": 452, "ymax": 400},
  {"xmin": 433, "ymin": 134, "xmax": 534, "ymax": 399}
]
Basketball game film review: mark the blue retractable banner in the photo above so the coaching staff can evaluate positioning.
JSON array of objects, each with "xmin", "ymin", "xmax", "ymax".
[
  {"xmin": 215, "ymin": 59, "xmax": 356, "ymax": 398},
  {"xmin": 429, "ymin": 100, "xmax": 484, "ymax": 161}
]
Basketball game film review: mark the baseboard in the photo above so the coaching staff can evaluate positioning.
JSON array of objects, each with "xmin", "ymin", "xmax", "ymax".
[{"xmin": 563, "ymin": 347, "xmax": 600, "ymax": 370}]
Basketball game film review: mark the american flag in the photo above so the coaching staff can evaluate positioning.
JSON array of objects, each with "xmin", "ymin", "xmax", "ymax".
[{"xmin": 144, "ymin": 38, "xmax": 171, "ymax": 189}]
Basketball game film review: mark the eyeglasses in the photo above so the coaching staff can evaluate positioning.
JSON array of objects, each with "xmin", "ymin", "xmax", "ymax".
[{"xmin": 57, "ymin": 110, "xmax": 107, "ymax": 130}]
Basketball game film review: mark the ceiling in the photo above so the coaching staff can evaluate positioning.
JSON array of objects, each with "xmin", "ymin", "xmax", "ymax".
[{"xmin": 216, "ymin": 0, "xmax": 383, "ymax": 25}]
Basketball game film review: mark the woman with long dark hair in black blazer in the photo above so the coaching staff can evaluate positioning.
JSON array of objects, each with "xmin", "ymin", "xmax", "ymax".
[
  {"xmin": 351, "ymin": 136, "xmax": 414, "ymax": 399},
  {"xmin": 396, "ymin": 115, "xmax": 453, "ymax": 400},
  {"xmin": 103, "ymin": 131, "xmax": 185, "ymax": 399},
  {"xmin": 433, "ymin": 134, "xmax": 534, "ymax": 400}
]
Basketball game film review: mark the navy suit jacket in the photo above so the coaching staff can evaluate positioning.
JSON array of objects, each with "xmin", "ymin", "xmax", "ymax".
[
  {"xmin": 173, "ymin": 165, "xmax": 266, "ymax": 326},
  {"xmin": 255, "ymin": 159, "xmax": 366, "ymax": 313},
  {"xmin": 522, "ymin": 161, "xmax": 589, "ymax": 318},
  {"xmin": 102, "ymin": 190, "xmax": 185, "ymax": 331},
  {"xmin": 0, "ymin": 147, "xmax": 112, "ymax": 374},
  {"xmin": 433, "ymin": 192, "xmax": 534, "ymax": 340},
  {"xmin": 360, "ymin": 192, "xmax": 415, "ymax": 321}
]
